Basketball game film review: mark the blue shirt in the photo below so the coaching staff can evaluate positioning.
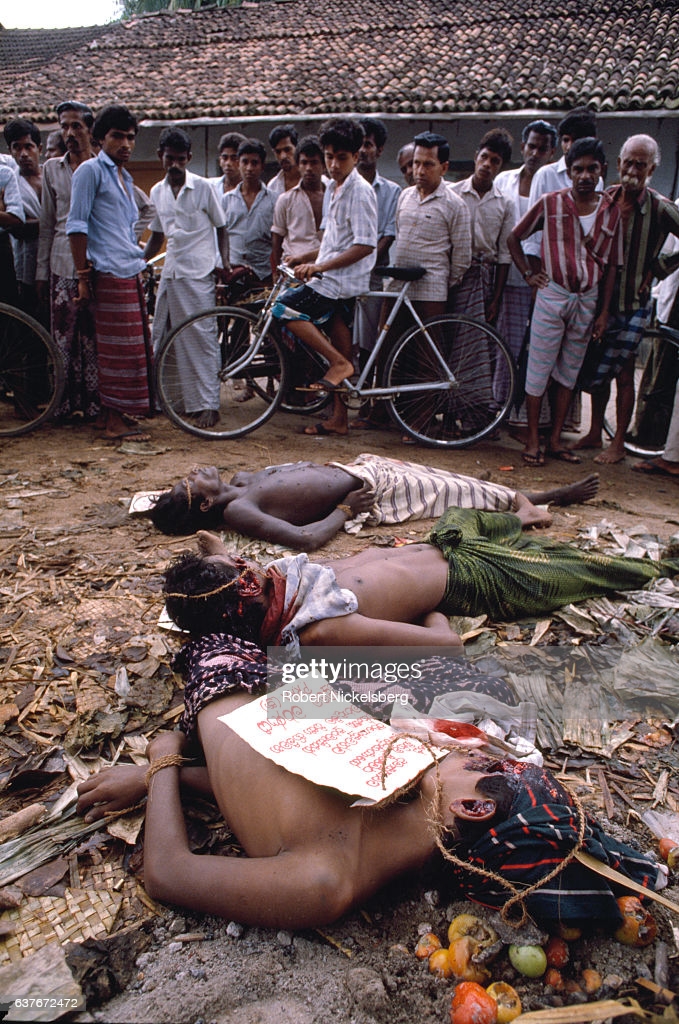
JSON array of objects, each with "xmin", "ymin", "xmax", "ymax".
[
  {"xmin": 221, "ymin": 183, "xmax": 276, "ymax": 280},
  {"xmin": 66, "ymin": 150, "xmax": 146, "ymax": 278}
]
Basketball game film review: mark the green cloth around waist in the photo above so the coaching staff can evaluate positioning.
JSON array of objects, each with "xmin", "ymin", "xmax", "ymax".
[{"xmin": 427, "ymin": 508, "xmax": 678, "ymax": 621}]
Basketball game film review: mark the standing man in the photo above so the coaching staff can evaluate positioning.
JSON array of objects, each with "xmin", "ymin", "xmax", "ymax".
[
  {"xmin": 67, "ymin": 104, "xmax": 153, "ymax": 442},
  {"xmin": 389, "ymin": 131, "xmax": 471, "ymax": 320},
  {"xmin": 494, "ymin": 120, "xmax": 557, "ymax": 421},
  {"xmin": 575, "ymin": 135, "xmax": 679, "ymax": 463},
  {"xmin": 267, "ymin": 124, "xmax": 301, "ymax": 198},
  {"xmin": 221, "ymin": 138, "xmax": 276, "ymax": 285},
  {"xmin": 144, "ymin": 127, "xmax": 230, "ymax": 430},
  {"xmin": 353, "ymin": 118, "xmax": 401, "ymax": 370},
  {"xmin": 450, "ymin": 128, "xmax": 514, "ymax": 325},
  {"xmin": 209, "ymin": 131, "xmax": 246, "ymax": 198},
  {"xmin": 36, "ymin": 101, "xmax": 98, "ymax": 421},
  {"xmin": 507, "ymin": 138, "xmax": 623, "ymax": 466},
  {"xmin": 270, "ymin": 135, "xmax": 326, "ymax": 270},
  {"xmin": 3, "ymin": 118, "xmax": 43, "ymax": 321},
  {"xmin": 397, "ymin": 143, "xmax": 415, "ymax": 188}
]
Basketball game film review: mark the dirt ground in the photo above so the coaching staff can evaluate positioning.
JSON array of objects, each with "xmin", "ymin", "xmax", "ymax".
[{"xmin": 2, "ymin": 410, "xmax": 679, "ymax": 1024}]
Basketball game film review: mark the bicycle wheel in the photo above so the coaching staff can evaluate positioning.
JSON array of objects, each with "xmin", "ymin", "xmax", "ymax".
[
  {"xmin": 383, "ymin": 315, "xmax": 515, "ymax": 448},
  {"xmin": 155, "ymin": 306, "xmax": 288, "ymax": 440},
  {"xmin": 0, "ymin": 303, "xmax": 64, "ymax": 437}
]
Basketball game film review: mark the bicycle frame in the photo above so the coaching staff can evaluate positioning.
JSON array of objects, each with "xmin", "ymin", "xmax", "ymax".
[{"xmin": 225, "ymin": 266, "xmax": 458, "ymax": 397}]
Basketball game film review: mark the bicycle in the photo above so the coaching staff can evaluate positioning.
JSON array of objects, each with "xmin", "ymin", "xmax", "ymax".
[
  {"xmin": 602, "ymin": 321, "xmax": 679, "ymax": 457},
  {"xmin": 0, "ymin": 303, "xmax": 65, "ymax": 438},
  {"xmin": 155, "ymin": 264, "xmax": 516, "ymax": 447}
]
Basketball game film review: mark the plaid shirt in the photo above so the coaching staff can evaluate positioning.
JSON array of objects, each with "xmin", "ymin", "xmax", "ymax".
[
  {"xmin": 513, "ymin": 187, "xmax": 623, "ymax": 293},
  {"xmin": 606, "ymin": 184, "xmax": 679, "ymax": 314}
]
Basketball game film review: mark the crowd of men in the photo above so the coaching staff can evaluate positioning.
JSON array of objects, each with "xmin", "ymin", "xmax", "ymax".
[{"xmin": 2, "ymin": 101, "xmax": 679, "ymax": 460}]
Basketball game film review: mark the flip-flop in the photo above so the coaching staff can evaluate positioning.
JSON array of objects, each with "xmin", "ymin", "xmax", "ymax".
[
  {"xmin": 297, "ymin": 377, "xmax": 346, "ymax": 393},
  {"xmin": 632, "ymin": 459, "xmax": 679, "ymax": 477},
  {"xmin": 521, "ymin": 449, "xmax": 545, "ymax": 466},
  {"xmin": 302, "ymin": 422, "xmax": 347, "ymax": 436},
  {"xmin": 546, "ymin": 448, "xmax": 581, "ymax": 464},
  {"xmin": 349, "ymin": 417, "xmax": 384, "ymax": 431}
]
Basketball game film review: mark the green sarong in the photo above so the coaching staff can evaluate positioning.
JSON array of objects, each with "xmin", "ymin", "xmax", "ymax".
[{"xmin": 428, "ymin": 509, "xmax": 679, "ymax": 621}]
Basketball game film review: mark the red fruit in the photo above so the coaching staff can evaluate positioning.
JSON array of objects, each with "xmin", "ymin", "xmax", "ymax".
[
  {"xmin": 658, "ymin": 838, "xmax": 679, "ymax": 869},
  {"xmin": 450, "ymin": 981, "xmax": 498, "ymax": 1024},
  {"xmin": 544, "ymin": 968, "xmax": 564, "ymax": 992},
  {"xmin": 415, "ymin": 932, "xmax": 442, "ymax": 959},
  {"xmin": 613, "ymin": 895, "xmax": 657, "ymax": 947},
  {"xmin": 544, "ymin": 936, "xmax": 569, "ymax": 968},
  {"xmin": 448, "ymin": 937, "xmax": 491, "ymax": 984}
]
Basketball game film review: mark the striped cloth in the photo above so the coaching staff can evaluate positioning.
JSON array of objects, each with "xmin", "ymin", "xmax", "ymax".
[
  {"xmin": 429, "ymin": 507, "xmax": 679, "ymax": 621},
  {"xmin": 525, "ymin": 280, "xmax": 598, "ymax": 396},
  {"xmin": 450, "ymin": 261, "xmax": 495, "ymax": 404},
  {"xmin": 448, "ymin": 758, "xmax": 663, "ymax": 927},
  {"xmin": 332, "ymin": 454, "xmax": 516, "ymax": 531},
  {"xmin": 94, "ymin": 273, "xmax": 153, "ymax": 416}
]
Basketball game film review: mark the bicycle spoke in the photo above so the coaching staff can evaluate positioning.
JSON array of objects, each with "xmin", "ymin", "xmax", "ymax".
[
  {"xmin": 155, "ymin": 307, "xmax": 287, "ymax": 439},
  {"xmin": 384, "ymin": 315, "xmax": 515, "ymax": 448},
  {"xmin": 0, "ymin": 304, "xmax": 64, "ymax": 437}
]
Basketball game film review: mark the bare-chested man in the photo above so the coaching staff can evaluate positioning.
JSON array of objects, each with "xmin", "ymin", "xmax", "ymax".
[
  {"xmin": 148, "ymin": 456, "xmax": 600, "ymax": 547},
  {"xmin": 163, "ymin": 513, "xmax": 676, "ymax": 651}
]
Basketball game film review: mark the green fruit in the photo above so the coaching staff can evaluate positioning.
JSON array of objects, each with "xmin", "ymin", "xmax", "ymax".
[{"xmin": 508, "ymin": 944, "xmax": 547, "ymax": 978}]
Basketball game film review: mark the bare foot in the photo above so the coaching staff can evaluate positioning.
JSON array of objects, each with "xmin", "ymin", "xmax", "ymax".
[
  {"xmin": 571, "ymin": 433, "xmax": 603, "ymax": 451},
  {"xmin": 196, "ymin": 530, "xmax": 230, "ymax": 556},
  {"xmin": 525, "ymin": 473, "xmax": 599, "ymax": 507},
  {"xmin": 513, "ymin": 493, "xmax": 552, "ymax": 528},
  {"xmin": 309, "ymin": 359, "xmax": 353, "ymax": 389},
  {"xmin": 195, "ymin": 409, "xmax": 219, "ymax": 428},
  {"xmin": 631, "ymin": 458, "xmax": 679, "ymax": 477},
  {"xmin": 593, "ymin": 445, "xmax": 625, "ymax": 465}
]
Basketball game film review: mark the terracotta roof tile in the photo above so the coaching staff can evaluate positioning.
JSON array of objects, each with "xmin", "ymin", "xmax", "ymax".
[{"xmin": 1, "ymin": 0, "xmax": 679, "ymax": 123}]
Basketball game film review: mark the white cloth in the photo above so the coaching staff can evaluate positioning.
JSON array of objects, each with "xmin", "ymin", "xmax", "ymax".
[
  {"xmin": 151, "ymin": 275, "xmax": 220, "ymax": 411},
  {"xmin": 331, "ymin": 453, "xmax": 516, "ymax": 532},
  {"xmin": 12, "ymin": 175, "xmax": 41, "ymax": 285},
  {"xmin": 37, "ymin": 154, "xmax": 78, "ymax": 281},
  {"xmin": 494, "ymin": 166, "xmax": 532, "ymax": 288},
  {"xmin": 266, "ymin": 553, "xmax": 358, "ymax": 656},
  {"xmin": 149, "ymin": 171, "xmax": 226, "ymax": 279}
]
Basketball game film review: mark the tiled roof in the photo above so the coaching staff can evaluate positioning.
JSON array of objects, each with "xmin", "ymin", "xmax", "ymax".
[{"xmin": 1, "ymin": 0, "xmax": 679, "ymax": 124}]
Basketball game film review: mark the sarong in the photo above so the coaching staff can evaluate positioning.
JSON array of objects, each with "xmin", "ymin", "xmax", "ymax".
[
  {"xmin": 580, "ymin": 306, "xmax": 652, "ymax": 392},
  {"xmin": 51, "ymin": 274, "xmax": 99, "ymax": 419},
  {"xmin": 151, "ymin": 275, "xmax": 219, "ymax": 412},
  {"xmin": 94, "ymin": 273, "xmax": 153, "ymax": 415},
  {"xmin": 332, "ymin": 454, "xmax": 515, "ymax": 530},
  {"xmin": 450, "ymin": 261, "xmax": 494, "ymax": 405},
  {"xmin": 429, "ymin": 507, "xmax": 678, "ymax": 621}
]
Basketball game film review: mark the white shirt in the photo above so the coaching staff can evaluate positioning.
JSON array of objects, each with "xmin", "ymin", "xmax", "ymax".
[
  {"xmin": 495, "ymin": 166, "xmax": 532, "ymax": 288},
  {"xmin": 149, "ymin": 171, "xmax": 226, "ymax": 279}
]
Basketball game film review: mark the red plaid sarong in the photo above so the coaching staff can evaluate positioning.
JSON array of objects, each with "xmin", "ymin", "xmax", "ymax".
[{"xmin": 94, "ymin": 272, "xmax": 153, "ymax": 415}]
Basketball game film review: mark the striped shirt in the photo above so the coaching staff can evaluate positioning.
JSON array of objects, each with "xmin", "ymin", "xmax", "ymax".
[
  {"xmin": 606, "ymin": 184, "xmax": 679, "ymax": 315},
  {"xmin": 512, "ymin": 188, "xmax": 623, "ymax": 293}
]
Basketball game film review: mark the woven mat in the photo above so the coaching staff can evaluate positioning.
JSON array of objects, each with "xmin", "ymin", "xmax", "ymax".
[{"xmin": 0, "ymin": 864, "xmax": 125, "ymax": 966}]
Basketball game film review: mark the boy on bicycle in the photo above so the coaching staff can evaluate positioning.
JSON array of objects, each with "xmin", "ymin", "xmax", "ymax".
[{"xmin": 272, "ymin": 117, "xmax": 377, "ymax": 436}]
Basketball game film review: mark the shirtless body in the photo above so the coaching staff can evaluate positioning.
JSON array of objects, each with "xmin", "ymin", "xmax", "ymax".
[
  {"xmin": 77, "ymin": 720, "xmax": 493, "ymax": 929},
  {"xmin": 149, "ymin": 461, "xmax": 600, "ymax": 549}
]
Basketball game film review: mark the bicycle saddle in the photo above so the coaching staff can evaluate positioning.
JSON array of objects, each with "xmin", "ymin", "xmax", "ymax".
[{"xmin": 373, "ymin": 266, "xmax": 427, "ymax": 281}]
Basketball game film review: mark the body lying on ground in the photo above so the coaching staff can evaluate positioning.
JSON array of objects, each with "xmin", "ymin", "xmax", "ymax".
[
  {"xmin": 162, "ymin": 508, "xmax": 678, "ymax": 653},
  {"xmin": 148, "ymin": 454, "xmax": 600, "ymax": 549},
  {"xmin": 76, "ymin": 636, "xmax": 664, "ymax": 931}
]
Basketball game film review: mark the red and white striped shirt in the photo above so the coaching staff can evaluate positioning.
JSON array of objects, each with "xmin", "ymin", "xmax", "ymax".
[{"xmin": 512, "ymin": 188, "xmax": 623, "ymax": 293}]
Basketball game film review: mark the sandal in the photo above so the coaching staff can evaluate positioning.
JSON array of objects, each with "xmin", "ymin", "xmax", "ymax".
[{"xmin": 521, "ymin": 450, "xmax": 545, "ymax": 466}]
